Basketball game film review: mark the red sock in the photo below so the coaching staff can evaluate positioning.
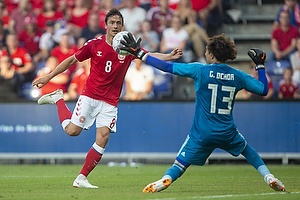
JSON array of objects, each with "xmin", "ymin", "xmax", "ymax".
[
  {"xmin": 56, "ymin": 99, "xmax": 72, "ymax": 123},
  {"xmin": 80, "ymin": 148, "xmax": 102, "ymax": 177}
]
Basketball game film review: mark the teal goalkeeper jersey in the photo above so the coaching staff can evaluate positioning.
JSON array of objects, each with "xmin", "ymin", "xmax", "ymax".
[{"xmin": 173, "ymin": 62, "xmax": 265, "ymax": 145}]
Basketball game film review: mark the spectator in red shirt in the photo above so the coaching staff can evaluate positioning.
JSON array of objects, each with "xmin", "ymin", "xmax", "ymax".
[
  {"xmin": 191, "ymin": 0, "xmax": 217, "ymax": 28},
  {"xmin": 3, "ymin": 0, "xmax": 18, "ymax": 13},
  {"xmin": 98, "ymin": 0, "xmax": 114, "ymax": 31},
  {"xmin": 66, "ymin": 0, "xmax": 90, "ymax": 39},
  {"xmin": 36, "ymin": 0, "xmax": 64, "ymax": 32},
  {"xmin": 18, "ymin": 17, "xmax": 43, "ymax": 71},
  {"xmin": 31, "ymin": 0, "xmax": 44, "ymax": 14},
  {"xmin": 267, "ymin": 10, "xmax": 299, "ymax": 62},
  {"xmin": 35, "ymin": 33, "xmax": 77, "ymax": 96},
  {"xmin": 278, "ymin": 67, "xmax": 299, "ymax": 99},
  {"xmin": 8, "ymin": 0, "xmax": 35, "ymax": 34},
  {"xmin": 1, "ymin": 33, "xmax": 34, "ymax": 82},
  {"xmin": 146, "ymin": 0, "xmax": 173, "ymax": 39},
  {"xmin": 49, "ymin": 32, "xmax": 78, "ymax": 75},
  {"xmin": 18, "ymin": 17, "xmax": 43, "ymax": 58}
]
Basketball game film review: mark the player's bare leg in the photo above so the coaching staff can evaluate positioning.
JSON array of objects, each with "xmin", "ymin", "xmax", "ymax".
[{"xmin": 73, "ymin": 127, "xmax": 110, "ymax": 188}]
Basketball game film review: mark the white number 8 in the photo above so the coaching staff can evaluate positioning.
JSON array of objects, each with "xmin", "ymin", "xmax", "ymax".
[{"xmin": 105, "ymin": 61, "xmax": 112, "ymax": 72}]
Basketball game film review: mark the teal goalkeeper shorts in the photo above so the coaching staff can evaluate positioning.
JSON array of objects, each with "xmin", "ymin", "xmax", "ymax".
[{"xmin": 176, "ymin": 131, "xmax": 247, "ymax": 166}]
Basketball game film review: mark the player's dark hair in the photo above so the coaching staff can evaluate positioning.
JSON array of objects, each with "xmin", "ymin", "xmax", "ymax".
[
  {"xmin": 207, "ymin": 33, "xmax": 237, "ymax": 63},
  {"xmin": 105, "ymin": 8, "xmax": 124, "ymax": 26}
]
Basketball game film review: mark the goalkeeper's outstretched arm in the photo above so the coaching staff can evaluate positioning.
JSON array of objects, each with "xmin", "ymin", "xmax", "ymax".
[{"xmin": 144, "ymin": 55, "xmax": 174, "ymax": 73}]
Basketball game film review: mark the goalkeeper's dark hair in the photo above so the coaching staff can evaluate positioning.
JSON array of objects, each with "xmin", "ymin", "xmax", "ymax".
[
  {"xmin": 207, "ymin": 34, "xmax": 237, "ymax": 63},
  {"xmin": 105, "ymin": 8, "xmax": 124, "ymax": 26}
]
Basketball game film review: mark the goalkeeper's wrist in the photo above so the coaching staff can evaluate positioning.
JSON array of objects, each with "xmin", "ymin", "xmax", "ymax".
[
  {"xmin": 136, "ymin": 50, "xmax": 147, "ymax": 61},
  {"xmin": 255, "ymin": 64, "xmax": 265, "ymax": 70}
]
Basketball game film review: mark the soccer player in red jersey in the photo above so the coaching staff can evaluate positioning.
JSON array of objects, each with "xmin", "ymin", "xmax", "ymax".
[{"xmin": 32, "ymin": 8, "xmax": 182, "ymax": 188}]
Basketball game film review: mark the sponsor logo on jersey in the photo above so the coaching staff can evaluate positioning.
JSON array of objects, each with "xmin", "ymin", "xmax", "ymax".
[{"xmin": 97, "ymin": 51, "xmax": 102, "ymax": 56}]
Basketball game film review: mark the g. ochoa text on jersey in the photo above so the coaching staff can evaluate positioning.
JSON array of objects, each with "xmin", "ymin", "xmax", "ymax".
[{"xmin": 209, "ymin": 71, "xmax": 235, "ymax": 80}]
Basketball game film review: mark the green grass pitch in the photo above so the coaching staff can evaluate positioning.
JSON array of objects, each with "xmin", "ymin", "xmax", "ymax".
[{"xmin": 0, "ymin": 164, "xmax": 299, "ymax": 200}]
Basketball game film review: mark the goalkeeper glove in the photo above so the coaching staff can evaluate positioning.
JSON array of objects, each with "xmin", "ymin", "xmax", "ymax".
[
  {"xmin": 120, "ymin": 32, "xmax": 147, "ymax": 61},
  {"xmin": 247, "ymin": 48, "xmax": 266, "ymax": 70}
]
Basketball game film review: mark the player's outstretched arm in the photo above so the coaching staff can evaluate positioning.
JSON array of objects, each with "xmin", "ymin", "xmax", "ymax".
[
  {"xmin": 32, "ymin": 55, "xmax": 77, "ymax": 89},
  {"xmin": 148, "ymin": 48, "xmax": 183, "ymax": 61},
  {"xmin": 120, "ymin": 32, "xmax": 175, "ymax": 73},
  {"xmin": 247, "ymin": 48, "xmax": 268, "ymax": 96},
  {"xmin": 120, "ymin": 32, "xmax": 183, "ymax": 61}
]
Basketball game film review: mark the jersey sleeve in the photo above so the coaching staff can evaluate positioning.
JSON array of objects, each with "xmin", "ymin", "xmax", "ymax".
[
  {"xmin": 74, "ymin": 41, "xmax": 92, "ymax": 62},
  {"xmin": 173, "ymin": 62, "xmax": 202, "ymax": 79}
]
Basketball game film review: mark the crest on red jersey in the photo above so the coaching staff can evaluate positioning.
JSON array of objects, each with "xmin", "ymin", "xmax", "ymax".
[{"xmin": 118, "ymin": 54, "xmax": 126, "ymax": 60}]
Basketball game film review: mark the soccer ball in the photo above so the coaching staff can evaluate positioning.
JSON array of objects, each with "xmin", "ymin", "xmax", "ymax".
[{"xmin": 112, "ymin": 31, "xmax": 134, "ymax": 56}]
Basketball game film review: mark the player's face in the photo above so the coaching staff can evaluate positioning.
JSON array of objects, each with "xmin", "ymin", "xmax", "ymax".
[{"xmin": 105, "ymin": 15, "xmax": 123, "ymax": 38}]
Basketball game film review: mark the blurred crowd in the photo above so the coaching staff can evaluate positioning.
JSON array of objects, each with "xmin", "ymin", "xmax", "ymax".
[
  {"xmin": 0, "ymin": 0, "xmax": 227, "ymax": 102},
  {"xmin": 0, "ymin": 0, "xmax": 298, "ymax": 102}
]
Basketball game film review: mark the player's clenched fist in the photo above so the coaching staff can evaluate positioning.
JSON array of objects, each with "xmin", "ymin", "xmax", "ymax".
[{"xmin": 247, "ymin": 48, "xmax": 266, "ymax": 70}]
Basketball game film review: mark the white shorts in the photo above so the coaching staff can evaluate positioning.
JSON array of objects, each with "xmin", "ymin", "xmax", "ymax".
[{"xmin": 70, "ymin": 95, "xmax": 118, "ymax": 132}]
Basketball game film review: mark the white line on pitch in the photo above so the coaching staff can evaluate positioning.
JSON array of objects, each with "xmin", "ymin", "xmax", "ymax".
[{"xmin": 145, "ymin": 191, "xmax": 300, "ymax": 200}]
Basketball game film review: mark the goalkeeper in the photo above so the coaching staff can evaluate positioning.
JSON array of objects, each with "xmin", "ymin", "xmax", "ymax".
[{"xmin": 120, "ymin": 33, "xmax": 286, "ymax": 193}]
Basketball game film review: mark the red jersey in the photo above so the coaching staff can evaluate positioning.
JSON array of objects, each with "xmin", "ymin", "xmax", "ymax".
[
  {"xmin": 191, "ymin": 0, "xmax": 210, "ymax": 11},
  {"xmin": 18, "ymin": 30, "xmax": 43, "ymax": 55},
  {"xmin": 279, "ymin": 79, "xmax": 298, "ymax": 98},
  {"xmin": 36, "ymin": 11, "xmax": 64, "ymax": 31},
  {"xmin": 68, "ymin": 8, "xmax": 89, "ymax": 28},
  {"xmin": 4, "ymin": 0, "xmax": 18, "ymax": 13},
  {"xmin": 272, "ymin": 25, "xmax": 299, "ymax": 51},
  {"xmin": 74, "ymin": 35, "xmax": 135, "ymax": 107},
  {"xmin": 1, "ymin": 47, "xmax": 32, "ymax": 70},
  {"xmin": 50, "ymin": 45, "xmax": 79, "ymax": 75},
  {"xmin": 31, "ymin": 0, "xmax": 43, "ymax": 12}
]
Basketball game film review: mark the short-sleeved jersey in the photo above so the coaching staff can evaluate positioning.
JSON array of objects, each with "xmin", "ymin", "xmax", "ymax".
[
  {"xmin": 173, "ymin": 62, "xmax": 265, "ymax": 145},
  {"xmin": 74, "ymin": 35, "xmax": 135, "ymax": 107}
]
